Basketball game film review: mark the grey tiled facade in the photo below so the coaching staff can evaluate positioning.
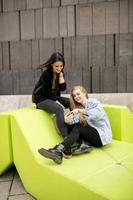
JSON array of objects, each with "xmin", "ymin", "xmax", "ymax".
[{"xmin": 0, "ymin": 0, "xmax": 133, "ymax": 94}]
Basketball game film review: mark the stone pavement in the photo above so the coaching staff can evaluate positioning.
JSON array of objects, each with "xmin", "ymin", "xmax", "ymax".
[{"xmin": 0, "ymin": 167, "xmax": 35, "ymax": 200}]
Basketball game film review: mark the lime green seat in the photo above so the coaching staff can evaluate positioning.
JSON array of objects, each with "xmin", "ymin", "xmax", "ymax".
[
  {"xmin": 0, "ymin": 112, "xmax": 13, "ymax": 174},
  {"xmin": 103, "ymin": 104, "xmax": 133, "ymax": 143},
  {"xmin": 10, "ymin": 107, "xmax": 133, "ymax": 200}
]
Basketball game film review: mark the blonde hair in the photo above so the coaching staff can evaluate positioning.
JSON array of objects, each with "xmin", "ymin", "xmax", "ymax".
[
  {"xmin": 70, "ymin": 86, "xmax": 88, "ymax": 126},
  {"xmin": 70, "ymin": 85, "xmax": 88, "ymax": 110}
]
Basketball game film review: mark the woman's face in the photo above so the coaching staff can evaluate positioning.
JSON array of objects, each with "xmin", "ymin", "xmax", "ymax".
[
  {"xmin": 72, "ymin": 88, "xmax": 87, "ymax": 105},
  {"xmin": 52, "ymin": 61, "xmax": 63, "ymax": 74}
]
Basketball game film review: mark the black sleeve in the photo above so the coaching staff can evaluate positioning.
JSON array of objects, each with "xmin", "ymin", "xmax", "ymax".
[{"xmin": 59, "ymin": 82, "xmax": 66, "ymax": 91}]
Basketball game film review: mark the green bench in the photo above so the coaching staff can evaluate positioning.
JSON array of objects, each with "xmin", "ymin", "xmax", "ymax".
[
  {"xmin": 0, "ymin": 104, "xmax": 133, "ymax": 199},
  {"xmin": 10, "ymin": 106, "xmax": 133, "ymax": 200},
  {"xmin": 0, "ymin": 112, "xmax": 13, "ymax": 174}
]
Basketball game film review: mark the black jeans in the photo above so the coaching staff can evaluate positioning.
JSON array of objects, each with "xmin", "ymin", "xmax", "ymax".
[
  {"xmin": 37, "ymin": 97, "xmax": 70, "ymax": 138},
  {"xmin": 63, "ymin": 124, "xmax": 103, "ymax": 150}
]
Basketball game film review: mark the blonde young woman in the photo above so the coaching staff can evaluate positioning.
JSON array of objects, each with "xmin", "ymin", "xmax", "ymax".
[{"xmin": 38, "ymin": 86, "xmax": 112, "ymax": 164}]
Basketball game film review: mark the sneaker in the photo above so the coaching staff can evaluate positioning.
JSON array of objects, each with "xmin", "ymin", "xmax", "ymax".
[
  {"xmin": 72, "ymin": 143, "xmax": 93, "ymax": 155},
  {"xmin": 63, "ymin": 148, "xmax": 72, "ymax": 159},
  {"xmin": 38, "ymin": 148, "xmax": 63, "ymax": 164}
]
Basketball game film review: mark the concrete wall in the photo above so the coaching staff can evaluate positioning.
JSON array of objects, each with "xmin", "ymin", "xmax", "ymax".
[
  {"xmin": 0, "ymin": 93, "xmax": 133, "ymax": 112},
  {"xmin": 0, "ymin": 0, "xmax": 133, "ymax": 94}
]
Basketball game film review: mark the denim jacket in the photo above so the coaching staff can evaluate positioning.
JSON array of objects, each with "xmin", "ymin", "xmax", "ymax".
[{"xmin": 71, "ymin": 98, "xmax": 112, "ymax": 146}]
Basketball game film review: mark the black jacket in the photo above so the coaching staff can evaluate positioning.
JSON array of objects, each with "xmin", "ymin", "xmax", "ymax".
[{"xmin": 32, "ymin": 67, "xmax": 66, "ymax": 104}]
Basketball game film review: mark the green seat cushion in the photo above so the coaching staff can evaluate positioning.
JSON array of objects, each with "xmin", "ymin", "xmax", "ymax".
[
  {"xmin": 10, "ymin": 107, "xmax": 133, "ymax": 200},
  {"xmin": 0, "ymin": 113, "xmax": 13, "ymax": 174}
]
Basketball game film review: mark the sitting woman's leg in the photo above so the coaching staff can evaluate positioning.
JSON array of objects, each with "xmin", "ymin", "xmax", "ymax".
[
  {"xmin": 37, "ymin": 99, "xmax": 68, "ymax": 138},
  {"xmin": 38, "ymin": 124, "xmax": 80, "ymax": 164},
  {"xmin": 77, "ymin": 124, "xmax": 103, "ymax": 147}
]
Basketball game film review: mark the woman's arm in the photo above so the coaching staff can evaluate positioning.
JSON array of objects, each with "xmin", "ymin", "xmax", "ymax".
[
  {"xmin": 72, "ymin": 108, "xmax": 87, "ymax": 115},
  {"xmin": 59, "ymin": 72, "xmax": 66, "ymax": 91}
]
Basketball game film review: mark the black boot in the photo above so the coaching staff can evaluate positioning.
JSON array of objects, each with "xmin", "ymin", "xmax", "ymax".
[
  {"xmin": 72, "ymin": 140, "xmax": 93, "ymax": 155},
  {"xmin": 38, "ymin": 144, "xmax": 64, "ymax": 164}
]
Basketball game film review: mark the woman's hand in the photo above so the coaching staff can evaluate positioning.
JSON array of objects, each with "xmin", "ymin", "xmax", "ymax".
[
  {"xmin": 64, "ymin": 112, "xmax": 73, "ymax": 124},
  {"xmin": 59, "ymin": 72, "xmax": 63, "ymax": 78},
  {"xmin": 59, "ymin": 72, "xmax": 65, "ymax": 83},
  {"xmin": 72, "ymin": 109, "xmax": 79, "ymax": 115}
]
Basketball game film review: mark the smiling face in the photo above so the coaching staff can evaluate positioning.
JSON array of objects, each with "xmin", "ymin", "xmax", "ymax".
[
  {"xmin": 72, "ymin": 88, "xmax": 87, "ymax": 105},
  {"xmin": 52, "ymin": 61, "xmax": 63, "ymax": 74}
]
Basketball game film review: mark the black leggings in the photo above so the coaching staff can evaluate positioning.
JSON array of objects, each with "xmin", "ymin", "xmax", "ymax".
[
  {"xmin": 37, "ymin": 97, "xmax": 70, "ymax": 138},
  {"xmin": 63, "ymin": 124, "xmax": 103, "ymax": 149}
]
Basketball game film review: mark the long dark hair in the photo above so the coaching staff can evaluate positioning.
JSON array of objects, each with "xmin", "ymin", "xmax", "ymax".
[{"xmin": 38, "ymin": 52, "xmax": 65, "ymax": 70}]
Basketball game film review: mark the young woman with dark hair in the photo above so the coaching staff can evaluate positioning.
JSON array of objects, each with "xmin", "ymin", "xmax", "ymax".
[{"xmin": 32, "ymin": 52, "xmax": 70, "ymax": 138}]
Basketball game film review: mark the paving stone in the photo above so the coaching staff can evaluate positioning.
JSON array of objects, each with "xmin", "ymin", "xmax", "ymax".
[
  {"xmin": 8, "ymin": 194, "xmax": 35, "ymax": 200},
  {"xmin": 10, "ymin": 172, "xmax": 27, "ymax": 195},
  {"xmin": 0, "ymin": 181, "xmax": 11, "ymax": 200}
]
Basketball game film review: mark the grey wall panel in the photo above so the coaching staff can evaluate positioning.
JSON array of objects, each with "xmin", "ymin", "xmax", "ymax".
[
  {"xmin": 106, "ymin": 1, "xmax": 119, "ymax": 34},
  {"xmin": 82, "ymin": 68, "xmax": 91, "ymax": 92},
  {"xmin": 67, "ymin": 6, "xmax": 75, "ymax": 37},
  {"xmin": 127, "ymin": 65, "xmax": 133, "ymax": 92},
  {"xmin": 0, "ymin": 43, "xmax": 2, "ymax": 70},
  {"xmin": 42, "ymin": 0, "xmax": 52, "ymax": 8},
  {"xmin": 14, "ymin": 0, "xmax": 26, "ymax": 11},
  {"xmin": 21, "ymin": 10, "xmax": 35, "ymax": 40},
  {"xmin": 71, "ymin": 37, "xmax": 77, "ymax": 68},
  {"xmin": 76, "ymin": 4, "xmax": 92, "ymax": 36},
  {"xmin": 66, "ymin": 68, "xmax": 83, "ymax": 92},
  {"xmin": 120, "ymin": 0, "xmax": 128, "ymax": 33},
  {"xmin": 19, "ymin": 69, "xmax": 34, "ymax": 94},
  {"xmin": 79, "ymin": 0, "xmax": 88, "ymax": 4},
  {"xmin": 0, "ymin": 12, "xmax": 19, "ymax": 42},
  {"xmin": 92, "ymin": 35, "xmax": 106, "ymax": 67},
  {"xmin": 2, "ymin": 42, "xmax": 10, "ymax": 70},
  {"xmin": 92, "ymin": 66, "xmax": 101, "ymax": 93},
  {"xmin": 129, "ymin": 0, "xmax": 133, "ymax": 33},
  {"xmin": 43, "ymin": 0, "xmax": 52, "ymax": 7},
  {"xmin": 118, "ymin": 66, "xmax": 127, "ymax": 92},
  {"xmin": 54, "ymin": 38, "xmax": 63, "ymax": 53},
  {"xmin": 43, "ymin": 7, "xmax": 59, "ymax": 38},
  {"xmin": 93, "ymin": 2, "xmax": 106, "ymax": 35},
  {"xmin": 12, "ymin": 70, "xmax": 20, "ymax": 94},
  {"xmin": 52, "ymin": 0, "xmax": 60, "ymax": 7},
  {"xmin": 59, "ymin": 7, "xmax": 67, "ymax": 37},
  {"xmin": 39, "ymin": 39, "xmax": 55, "ymax": 65},
  {"xmin": 10, "ymin": 41, "xmax": 32, "ymax": 69},
  {"xmin": 101, "ymin": 67, "xmax": 117, "ymax": 93},
  {"xmin": 3, "ymin": 0, "xmax": 26, "ymax": 11},
  {"xmin": 0, "ymin": 71, "xmax": 13, "ymax": 94},
  {"xmin": 115, "ymin": 34, "xmax": 119, "ymax": 66},
  {"xmin": 64, "ymin": 37, "xmax": 72, "ymax": 74},
  {"xmin": 89, "ymin": 36, "xmax": 92, "ymax": 67},
  {"xmin": 3, "ymin": 0, "xmax": 14, "ymax": 11},
  {"xmin": 31, "ymin": 40, "xmax": 40, "ymax": 69},
  {"xmin": 106, "ymin": 35, "xmax": 114, "ymax": 67},
  {"xmin": 35, "ymin": 9, "xmax": 43, "ymax": 39},
  {"xmin": 74, "ymin": 37, "xmax": 89, "ymax": 68},
  {"xmin": 61, "ymin": 0, "xmax": 78, "ymax": 6},
  {"xmin": 34, "ymin": 69, "xmax": 42, "ymax": 85},
  {"xmin": 119, "ymin": 34, "xmax": 133, "ymax": 66},
  {"xmin": 27, "ymin": 0, "xmax": 43, "ymax": 9}
]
